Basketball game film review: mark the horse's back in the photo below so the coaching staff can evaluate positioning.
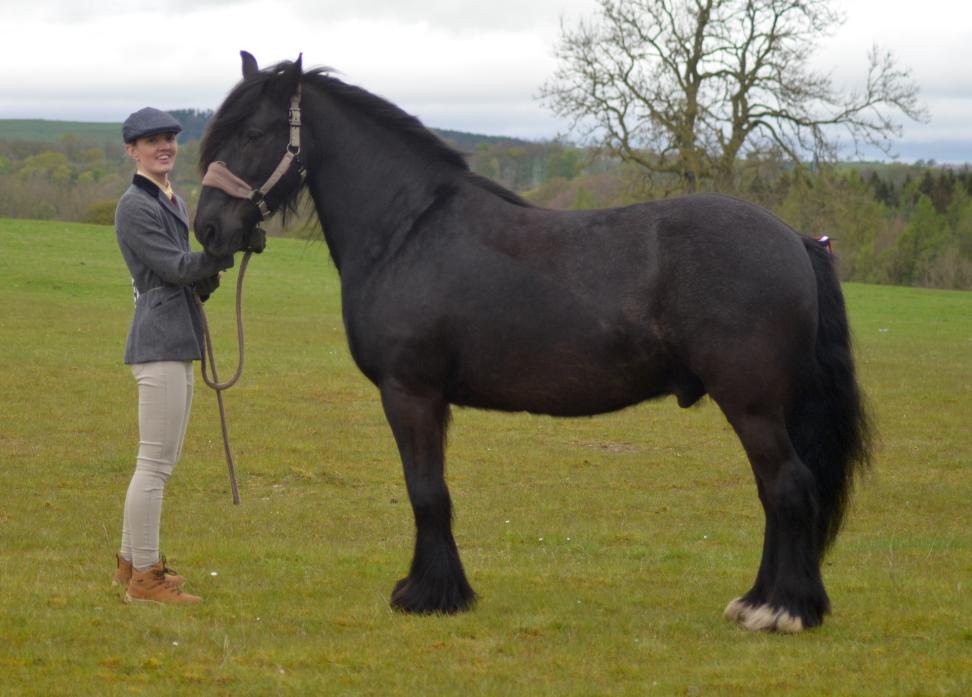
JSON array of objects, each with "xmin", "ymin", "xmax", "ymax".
[{"xmin": 500, "ymin": 192, "xmax": 818, "ymax": 359}]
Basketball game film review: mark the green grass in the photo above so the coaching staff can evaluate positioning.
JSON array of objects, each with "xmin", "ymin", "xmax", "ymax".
[{"xmin": 1, "ymin": 218, "xmax": 970, "ymax": 696}]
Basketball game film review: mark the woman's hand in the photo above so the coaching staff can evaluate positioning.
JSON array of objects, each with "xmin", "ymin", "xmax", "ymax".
[{"xmin": 195, "ymin": 274, "xmax": 221, "ymax": 302}]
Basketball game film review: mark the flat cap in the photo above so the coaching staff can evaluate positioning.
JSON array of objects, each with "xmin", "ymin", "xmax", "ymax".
[{"xmin": 122, "ymin": 107, "xmax": 183, "ymax": 143}]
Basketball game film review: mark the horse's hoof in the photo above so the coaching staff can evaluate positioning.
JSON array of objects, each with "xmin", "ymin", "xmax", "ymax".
[
  {"xmin": 772, "ymin": 609, "xmax": 805, "ymax": 634},
  {"xmin": 390, "ymin": 578, "xmax": 423, "ymax": 613},
  {"xmin": 390, "ymin": 577, "xmax": 475, "ymax": 615},
  {"xmin": 724, "ymin": 597, "xmax": 749, "ymax": 622},
  {"xmin": 727, "ymin": 600, "xmax": 805, "ymax": 633}
]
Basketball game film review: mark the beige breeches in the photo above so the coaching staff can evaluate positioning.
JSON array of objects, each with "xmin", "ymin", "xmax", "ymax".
[{"xmin": 120, "ymin": 361, "xmax": 193, "ymax": 570}]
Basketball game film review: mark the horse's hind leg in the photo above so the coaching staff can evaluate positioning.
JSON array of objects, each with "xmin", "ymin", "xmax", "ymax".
[
  {"xmin": 380, "ymin": 380, "xmax": 476, "ymax": 614},
  {"xmin": 721, "ymin": 406, "xmax": 829, "ymax": 632}
]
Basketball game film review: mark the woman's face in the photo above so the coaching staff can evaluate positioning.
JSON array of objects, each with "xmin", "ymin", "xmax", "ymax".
[{"xmin": 126, "ymin": 132, "xmax": 179, "ymax": 180}]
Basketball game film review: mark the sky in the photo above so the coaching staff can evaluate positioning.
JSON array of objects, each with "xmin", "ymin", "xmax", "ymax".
[{"xmin": 2, "ymin": 0, "xmax": 971, "ymax": 162}]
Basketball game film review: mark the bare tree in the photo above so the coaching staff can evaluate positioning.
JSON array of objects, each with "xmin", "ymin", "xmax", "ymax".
[{"xmin": 539, "ymin": 0, "xmax": 928, "ymax": 192}]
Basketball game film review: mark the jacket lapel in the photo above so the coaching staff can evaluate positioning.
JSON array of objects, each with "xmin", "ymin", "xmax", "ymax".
[
  {"xmin": 160, "ymin": 192, "xmax": 190, "ymax": 229},
  {"xmin": 133, "ymin": 174, "xmax": 190, "ymax": 230}
]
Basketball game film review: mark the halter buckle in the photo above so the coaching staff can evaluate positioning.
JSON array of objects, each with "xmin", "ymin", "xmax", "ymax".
[{"xmin": 249, "ymin": 190, "xmax": 272, "ymax": 219}]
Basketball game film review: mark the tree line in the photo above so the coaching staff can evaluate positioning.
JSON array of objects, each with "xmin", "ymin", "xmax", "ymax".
[
  {"xmin": 502, "ymin": 143, "xmax": 972, "ymax": 290},
  {"xmin": 1, "ymin": 131, "xmax": 970, "ymax": 289}
]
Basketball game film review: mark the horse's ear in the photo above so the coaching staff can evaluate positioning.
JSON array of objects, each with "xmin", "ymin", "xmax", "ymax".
[
  {"xmin": 241, "ymin": 51, "xmax": 259, "ymax": 78},
  {"xmin": 282, "ymin": 53, "xmax": 303, "ymax": 93}
]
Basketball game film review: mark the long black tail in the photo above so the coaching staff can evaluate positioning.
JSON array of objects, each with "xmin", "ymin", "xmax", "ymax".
[{"xmin": 790, "ymin": 238, "xmax": 873, "ymax": 556}]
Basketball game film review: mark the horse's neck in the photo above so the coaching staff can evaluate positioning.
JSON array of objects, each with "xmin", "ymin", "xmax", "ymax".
[
  {"xmin": 306, "ymin": 103, "xmax": 457, "ymax": 275},
  {"xmin": 308, "ymin": 167, "xmax": 449, "ymax": 277}
]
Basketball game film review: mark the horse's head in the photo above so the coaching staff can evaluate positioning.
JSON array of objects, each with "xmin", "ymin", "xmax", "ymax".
[{"xmin": 194, "ymin": 52, "xmax": 306, "ymax": 257}]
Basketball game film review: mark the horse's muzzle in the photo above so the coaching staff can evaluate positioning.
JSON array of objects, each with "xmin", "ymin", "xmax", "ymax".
[
  {"xmin": 196, "ymin": 221, "xmax": 219, "ymax": 251},
  {"xmin": 246, "ymin": 226, "xmax": 266, "ymax": 253}
]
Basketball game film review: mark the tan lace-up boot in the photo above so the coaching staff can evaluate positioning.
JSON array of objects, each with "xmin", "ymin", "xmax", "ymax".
[
  {"xmin": 124, "ymin": 560, "xmax": 201, "ymax": 605},
  {"xmin": 112, "ymin": 554, "xmax": 185, "ymax": 588}
]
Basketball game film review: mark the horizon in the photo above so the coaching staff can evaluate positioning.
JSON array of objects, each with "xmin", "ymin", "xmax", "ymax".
[{"xmin": 2, "ymin": 115, "xmax": 970, "ymax": 167}]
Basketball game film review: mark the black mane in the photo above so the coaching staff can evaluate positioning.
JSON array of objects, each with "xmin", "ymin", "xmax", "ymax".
[{"xmin": 200, "ymin": 60, "xmax": 532, "ymax": 208}]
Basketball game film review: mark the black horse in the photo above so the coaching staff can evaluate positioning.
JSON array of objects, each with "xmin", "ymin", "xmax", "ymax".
[{"xmin": 195, "ymin": 53, "xmax": 870, "ymax": 632}]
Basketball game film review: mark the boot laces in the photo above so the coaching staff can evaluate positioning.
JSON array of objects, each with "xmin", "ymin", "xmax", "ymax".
[{"xmin": 159, "ymin": 555, "xmax": 180, "ymax": 577}]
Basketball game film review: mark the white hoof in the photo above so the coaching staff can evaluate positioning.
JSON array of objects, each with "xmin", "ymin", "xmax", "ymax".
[
  {"xmin": 734, "ymin": 602, "xmax": 805, "ymax": 633},
  {"xmin": 724, "ymin": 597, "xmax": 749, "ymax": 622},
  {"xmin": 774, "ymin": 610, "xmax": 805, "ymax": 634},
  {"xmin": 740, "ymin": 603, "xmax": 779, "ymax": 631}
]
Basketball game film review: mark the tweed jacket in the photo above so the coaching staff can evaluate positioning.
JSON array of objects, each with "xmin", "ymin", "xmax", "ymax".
[{"xmin": 115, "ymin": 174, "xmax": 234, "ymax": 364}]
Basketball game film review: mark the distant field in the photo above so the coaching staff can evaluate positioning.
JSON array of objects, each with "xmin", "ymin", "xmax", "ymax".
[
  {"xmin": 0, "ymin": 218, "xmax": 969, "ymax": 695},
  {"xmin": 0, "ymin": 119, "xmax": 522, "ymax": 151},
  {"xmin": 0, "ymin": 119, "xmax": 119, "ymax": 143}
]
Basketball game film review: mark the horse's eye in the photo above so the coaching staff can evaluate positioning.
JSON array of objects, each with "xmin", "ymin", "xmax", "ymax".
[{"xmin": 245, "ymin": 128, "xmax": 264, "ymax": 141}]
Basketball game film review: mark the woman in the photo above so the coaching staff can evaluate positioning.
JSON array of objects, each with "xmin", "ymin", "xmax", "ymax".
[{"xmin": 112, "ymin": 107, "xmax": 235, "ymax": 605}]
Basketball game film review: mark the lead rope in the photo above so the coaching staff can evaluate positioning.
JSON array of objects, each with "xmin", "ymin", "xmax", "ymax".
[{"xmin": 195, "ymin": 250, "xmax": 253, "ymax": 505}]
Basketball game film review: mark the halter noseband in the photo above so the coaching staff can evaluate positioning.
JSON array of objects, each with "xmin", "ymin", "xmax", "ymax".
[{"xmin": 202, "ymin": 84, "xmax": 307, "ymax": 220}]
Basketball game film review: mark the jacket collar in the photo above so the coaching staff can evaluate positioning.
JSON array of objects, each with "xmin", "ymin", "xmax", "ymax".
[{"xmin": 132, "ymin": 173, "xmax": 189, "ymax": 228}]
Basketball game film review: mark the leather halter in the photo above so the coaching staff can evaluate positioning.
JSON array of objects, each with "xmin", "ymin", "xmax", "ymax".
[{"xmin": 202, "ymin": 84, "xmax": 307, "ymax": 220}]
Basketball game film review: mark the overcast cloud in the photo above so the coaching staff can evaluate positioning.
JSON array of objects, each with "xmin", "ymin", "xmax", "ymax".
[{"xmin": 2, "ymin": 0, "xmax": 971, "ymax": 161}]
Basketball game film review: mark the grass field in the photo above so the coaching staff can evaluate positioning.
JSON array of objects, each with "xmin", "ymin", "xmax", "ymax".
[
  {"xmin": 0, "ymin": 218, "xmax": 969, "ymax": 696},
  {"xmin": 0, "ymin": 120, "xmax": 119, "ymax": 144}
]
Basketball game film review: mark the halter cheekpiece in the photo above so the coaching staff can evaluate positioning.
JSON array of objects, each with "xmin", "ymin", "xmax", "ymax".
[{"xmin": 201, "ymin": 83, "xmax": 307, "ymax": 220}]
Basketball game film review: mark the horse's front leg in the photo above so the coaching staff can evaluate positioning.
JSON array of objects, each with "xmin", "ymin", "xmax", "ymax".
[{"xmin": 380, "ymin": 380, "xmax": 476, "ymax": 614}]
